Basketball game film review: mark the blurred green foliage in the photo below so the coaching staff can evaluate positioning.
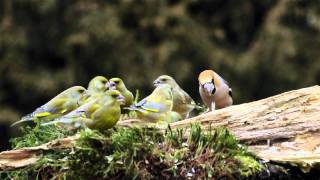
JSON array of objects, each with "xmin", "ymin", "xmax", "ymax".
[{"xmin": 0, "ymin": 0, "xmax": 320, "ymax": 148}]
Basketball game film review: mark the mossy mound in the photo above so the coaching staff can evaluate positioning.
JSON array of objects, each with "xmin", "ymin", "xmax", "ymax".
[
  {"xmin": 10, "ymin": 124, "xmax": 76, "ymax": 149},
  {"xmin": 1, "ymin": 124, "xmax": 263, "ymax": 179}
]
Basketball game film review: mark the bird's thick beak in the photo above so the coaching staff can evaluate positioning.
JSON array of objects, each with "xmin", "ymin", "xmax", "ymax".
[
  {"xmin": 108, "ymin": 81, "xmax": 116, "ymax": 90},
  {"xmin": 203, "ymin": 82, "xmax": 215, "ymax": 94},
  {"xmin": 117, "ymin": 94, "xmax": 125, "ymax": 105},
  {"xmin": 153, "ymin": 80, "xmax": 160, "ymax": 87}
]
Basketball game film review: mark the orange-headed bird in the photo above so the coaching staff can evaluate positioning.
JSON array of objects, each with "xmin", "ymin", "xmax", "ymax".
[{"xmin": 198, "ymin": 70, "xmax": 233, "ymax": 111}]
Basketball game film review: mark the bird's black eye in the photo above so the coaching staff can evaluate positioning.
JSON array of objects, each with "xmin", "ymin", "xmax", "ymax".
[
  {"xmin": 78, "ymin": 89, "xmax": 85, "ymax": 93},
  {"xmin": 102, "ymin": 80, "xmax": 107, "ymax": 84},
  {"xmin": 161, "ymin": 78, "xmax": 166, "ymax": 82}
]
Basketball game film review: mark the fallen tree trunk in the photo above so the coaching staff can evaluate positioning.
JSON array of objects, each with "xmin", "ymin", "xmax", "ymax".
[
  {"xmin": 170, "ymin": 85, "xmax": 320, "ymax": 172},
  {"xmin": 1, "ymin": 85, "xmax": 320, "ymax": 171}
]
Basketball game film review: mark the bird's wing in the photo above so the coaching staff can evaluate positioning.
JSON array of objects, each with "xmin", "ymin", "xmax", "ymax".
[
  {"xmin": 35, "ymin": 98, "xmax": 68, "ymax": 116},
  {"xmin": 141, "ymin": 101, "xmax": 166, "ymax": 112},
  {"xmin": 41, "ymin": 100, "xmax": 98, "ymax": 126},
  {"xmin": 134, "ymin": 97, "xmax": 170, "ymax": 113},
  {"xmin": 174, "ymin": 88, "xmax": 195, "ymax": 105},
  {"xmin": 63, "ymin": 99, "xmax": 98, "ymax": 119},
  {"xmin": 181, "ymin": 90, "xmax": 195, "ymax": 104}
]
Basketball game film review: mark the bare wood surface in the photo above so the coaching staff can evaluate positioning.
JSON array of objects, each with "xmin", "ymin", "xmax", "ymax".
[
  {"xmin": 170, "ymin": 85, "xmax": 320, "ymax": 171},
  {"xmin": 171, "ymin": 86, "xmax": 320, "ymax": 142},
  {"xmin": 1, "ymin": 86, "xmax": 320, "ymax": 171},
  {"xmin": 0, "ymin": 135, "xmax": 78, "ymax": 170}
]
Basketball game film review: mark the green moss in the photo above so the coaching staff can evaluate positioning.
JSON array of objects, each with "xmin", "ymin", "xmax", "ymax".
[
  {"xmin": 10, "ymin": 123, "xmax": 75, "ymax": 149},
  {"xmin": 235, "ymin": 155, "xmax": 262, "ymax": 177},
  {"xmin": 1, "ymin": 124, "xmax": 263, "ymax": 179}
]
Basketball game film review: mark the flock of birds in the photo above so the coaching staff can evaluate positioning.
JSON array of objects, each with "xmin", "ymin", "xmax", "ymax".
[{"xmin": 11, "ymin": 70, "xmax": 233, "ymax": 131}]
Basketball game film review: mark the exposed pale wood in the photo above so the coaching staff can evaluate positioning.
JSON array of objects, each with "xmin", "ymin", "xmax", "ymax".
[
  {"xmin": 1, "ymin": 86, "xmax": 320, "ymax": 171},
  {"xmin": 249, "ymin": 132, "xmax": 320, "ymax": 172},
  {"xmin": 169, "ymin": 85, "xmax": 320, "ymax": 171},
  {"xmin": 172, "ymin": 86, "xmax": 320, "ymax": 142},
  {"xmin": 0, "ymin": 135, "xmax": 78, "ymax": 170}
]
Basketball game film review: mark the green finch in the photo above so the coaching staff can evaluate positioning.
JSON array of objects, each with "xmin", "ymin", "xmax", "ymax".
[
  {"xmin": 165, "ymin": 111, "xmax": 182, "ymax": 123},
  {"xmin": 153, "ymin": 75, "xmax": 196, "ymax": 118},
  {"xmin": 126, "ymin": 84, "xmax": 174, "ymax": 123},
  {"xmin": 11, "ymin": 86, "xmax": 89, "ymax": 127},
  {"xmin": 42, "ymin": 90, "xmax": 125, "ymax": 131},
  {"xmin": 108, "ymin": 77, "xmax": 134, "ymax": 107},
  {"xmin": 87, "ymin": 76, "xmax": 109, "ymax": 96}
]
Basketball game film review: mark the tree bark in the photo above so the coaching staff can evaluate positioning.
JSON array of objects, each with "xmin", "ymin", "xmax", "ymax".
[{"xmin": 1, "ymin": 86, "xmax": 320, "ymax": 171}]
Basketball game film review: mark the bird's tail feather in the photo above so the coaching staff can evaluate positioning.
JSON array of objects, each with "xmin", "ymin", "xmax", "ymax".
[
  {"xmin": 10, "ymin": 114, "xmax": 34, "ymax": 127},
  {"xmin": 124, "ymin": 106, "xmax": 139, "ymax": 111},
  {"xmin": 41, "ymin": 118, "xmax": 73, "ymax": 126}
]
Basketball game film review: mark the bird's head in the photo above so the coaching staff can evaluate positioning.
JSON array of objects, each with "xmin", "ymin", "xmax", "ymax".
[
  {"xmin": 88, "ymin": 76, "xmax": 109, "ymax": 93},
  {"xmin": 153, "ymin": 75, "xmax": 178, "ymax": 88},
  {"xmin": 108, "ymin": 77, "xmax": 124, "ymax": 90},
  {"xmin": 68, "ymin": 86, "xmax": 89, "ymax": 100},
  {"xmin": 198, "ymin": 70, "xmax": 216, "ymax": 95},
  {"xmin": 105, "ymin": 90, "xmax": 125, "ymax": 105}
]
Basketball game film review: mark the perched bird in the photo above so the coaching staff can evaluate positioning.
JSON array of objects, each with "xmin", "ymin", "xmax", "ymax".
[
  {"xmin": 82, "ymin": 76, "xmax": 109, "ymax": 104},
  {"xmin": 198, "ymin": 70, "xmax": 233, "ymax": 111},
  {"xmin": 87, "ymin": 76, "xmax": 109, "ymax": 96},
  {"xmin": 165, "ymin": 111, "xmax": 182, "ymax": 123},
  {"xmin": 126, "ymin": 84, "xmax": 174, "ymax": 123},
  {"xmin": 11, "ymin": 86, "xmax": 89, "ymax": 127},
  {"xmin": 153, "ymin": 75, "xmax": 196, "ymax": 118},
  {"xmin": 108, "ymin": 77, "xmax": 134, "ymax": 107},
  {"xmin": 42, "ymin": 90, "xmax": 125, "ymax": 131}
]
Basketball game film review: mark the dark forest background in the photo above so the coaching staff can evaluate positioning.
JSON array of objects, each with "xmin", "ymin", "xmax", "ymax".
[{"xmin": 0, "ymin": 0, "xmax": 320, "ymax": 150}]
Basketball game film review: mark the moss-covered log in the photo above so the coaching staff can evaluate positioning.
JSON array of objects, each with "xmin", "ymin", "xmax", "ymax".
[
  {"xmin": 0, "ymin": 135, "xmax": 78, "ymax": 170},
  {"xmin": 120, "ymin": 85, "xmax": 320, "ymax": 171},
  {"xmin": 170, "ymin": 85, "xmax": 320, "ymax": 171},
  {"xmin": 1, "ymin": 86, "xmax": 320, "ymax": 173},
  {"xmin": 1, "ymin": 126, "xmax": 263, "ymax": 179}
]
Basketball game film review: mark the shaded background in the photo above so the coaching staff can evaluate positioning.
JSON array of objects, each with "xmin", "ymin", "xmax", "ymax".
[{"xmin": 0, "ymin": 0, "xmax": 319, "ymax": 150}]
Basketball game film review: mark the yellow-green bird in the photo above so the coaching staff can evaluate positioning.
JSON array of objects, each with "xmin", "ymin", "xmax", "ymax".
[
  {"xmin": 11, "ymin": 86, "xmax": 89, "ymax": 127},
  {"xmin": 165, "ymin": 111, "xmax": 182, "ymax": 123},
  {"xmin": 126, "ymin": 84, "xmax": 174, "ymax": 123},
  {"xmin": 108, "ymin": 77, "xmax": 134, "ymax": 107},
  {"xmin": 153, "ymin": 75, "xmax": 196, "ymax": 119},
  {"xmin": 82, "ymin": 76, "xmax": 109, "ymax": 104},
  {"xmin": 42, "ymin": 90, "xmax": 125, "ymax": 131},
  {"xmin": 87, "ymin": 76, "xmax": 109, "ymax": 96}
]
